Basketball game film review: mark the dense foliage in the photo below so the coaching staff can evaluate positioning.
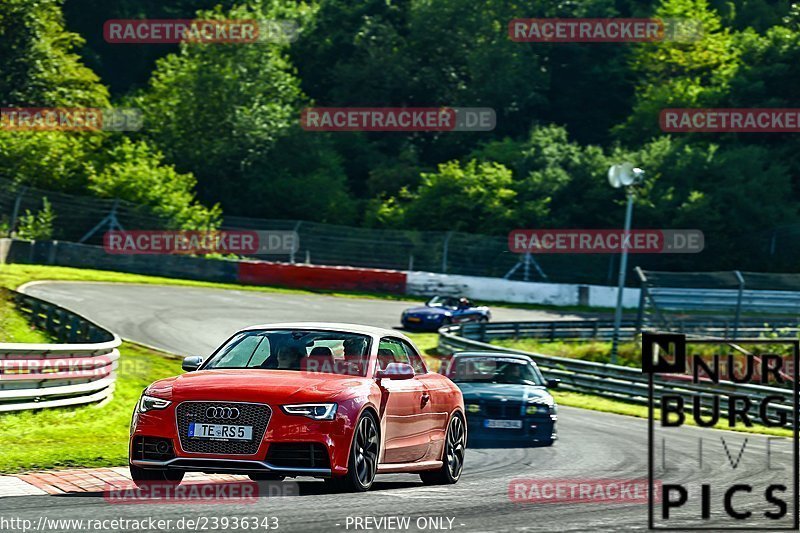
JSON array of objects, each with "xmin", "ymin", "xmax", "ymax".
[{"xmin": 1, "ymin": 0, "xmax": 798, "ymax": 269}]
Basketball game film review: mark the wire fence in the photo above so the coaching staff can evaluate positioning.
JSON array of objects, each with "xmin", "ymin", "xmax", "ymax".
[
  {"xmin": 0, "ymin": 178, "xmax": 638, "ymax": 284},
  {"xmin": 4, "ymin": 178, "xmax": 790, "ymax": 285}
]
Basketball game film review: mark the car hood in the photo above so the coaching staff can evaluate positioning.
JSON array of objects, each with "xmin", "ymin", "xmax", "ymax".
[
  {"xmin": 405, "ymin": 306, "xmax": 448, "ymax": 316},
  {"xmin": 149, "ymin": 370, "xmax": 371, "ymax": 403},
  {"xmin": 456, "ymin": 382, "xmax": 554, "ymax": 406}
]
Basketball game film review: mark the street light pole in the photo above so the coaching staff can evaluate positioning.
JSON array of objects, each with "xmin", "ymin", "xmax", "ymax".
[
  {"xmin": 610, "ymin": 189, "xmax": 634, "ymax": 364},
  {"xmin": 607, "ymin": 163, "xmax": 644, "ymax": 365}
]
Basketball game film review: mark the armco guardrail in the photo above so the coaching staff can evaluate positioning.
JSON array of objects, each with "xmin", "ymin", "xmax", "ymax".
[
  {"xmin": 648, "ymin": 287, "xmax": 800, "ymax": 314},
  {"xmin": 0, "ymin": 289, "xmax": 121, "ymax": 412},
  {"xmin": 438, "ymin": 321, "xmax": 797, "ymax": 425}
]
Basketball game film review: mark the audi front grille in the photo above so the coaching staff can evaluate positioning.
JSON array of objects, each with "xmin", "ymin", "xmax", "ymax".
[{"xmin": 176, "ymin": 401, "xmax": 271, "ymax": 455}]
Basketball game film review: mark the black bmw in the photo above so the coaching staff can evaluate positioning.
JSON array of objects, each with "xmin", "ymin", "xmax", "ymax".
[{"xmin": 443, "ymin": 352, "xmax": 559, "ymax": 447}]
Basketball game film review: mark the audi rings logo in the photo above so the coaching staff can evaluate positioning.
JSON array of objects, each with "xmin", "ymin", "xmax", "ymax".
[{"xmin": 206, "ymin": 406, "xmax": 240, "ymax": 420}]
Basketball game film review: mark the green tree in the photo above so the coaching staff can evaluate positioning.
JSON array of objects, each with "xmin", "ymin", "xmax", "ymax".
[
  {"xmin": 616, "ymin": 0, "xmax": 741, "ymax": 143},
  {"xmin": 0, "ymin": 0, "xmax": 109, "ymax": 107},
  {"xmin": 134, "ymin": 3, "xmax": 352, "ymax": 221},
  {"xmin": 370, "ymin": 160, "xmax": 517, "ymax": 233},
  {"xmin": 88, "ymin": 138, "xmax": 220, "ymax": 229},
  {"xmin": 472, "ymin": 125, "xmax": 618, "ymax": 228},
  {"xmin": 17, "ymin": 198, "xmax": 56, "ymax": 240}
]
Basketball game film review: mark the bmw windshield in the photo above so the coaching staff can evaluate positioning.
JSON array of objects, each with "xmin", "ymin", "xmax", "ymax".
[
  {"xmin": 427, "ymin": 296, "xmax": 457, "ymax": 308},
  {"xmin": 202, "ymin": 329, "xmax": 372, "ymax": 377},
  {"xmin": 450, "ymin": 357, "xmax": 546, "ymax": 386}
]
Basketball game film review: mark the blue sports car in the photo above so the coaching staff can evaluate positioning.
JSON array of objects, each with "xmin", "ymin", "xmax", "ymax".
[
  {"xmin": 444, "ymin": 352, "xmax": 558, "ymax": 447},
  {"xmin": 401, "ymin": 296, "xmax": 491, "ymax": 331}
]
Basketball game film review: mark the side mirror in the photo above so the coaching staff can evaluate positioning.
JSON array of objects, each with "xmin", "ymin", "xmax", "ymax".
[
  {"xmin": 376, "ymin": 362, "xmax": 415, "ymax": 381},
  {"xmin": 182, "ymin": 356, "xmax": 204, "ymax": 372},
  {"xmin": 546, "ymin": 378, "xmax": 560, "ymax": 389}
]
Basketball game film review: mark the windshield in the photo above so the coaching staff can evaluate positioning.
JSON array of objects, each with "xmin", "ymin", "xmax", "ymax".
[
  {"xmin": 203, "ymin": 329, "xmax": 372, "ymax": 377},
  {"xmin": 449, "ymin": 357, "xmax": 545, "ymax": 386},
  {"xmin": 427, "ymin": 296, "xmax": 456, "ymax": 308}
]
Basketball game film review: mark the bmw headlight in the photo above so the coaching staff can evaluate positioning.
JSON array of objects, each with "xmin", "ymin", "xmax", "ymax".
[
  {"xmin": 281, "ymin": 403, "xmax": 338, "ymax": 420},
  {"xmin": 526, "ymin": 404, "xmax": 549, "ymax": 415},
  {"xmin": 138, "ymin": 394, "xmax": 171, "ymax": 413}
]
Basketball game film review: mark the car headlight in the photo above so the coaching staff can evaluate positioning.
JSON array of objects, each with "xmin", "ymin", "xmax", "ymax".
[
  {"xmin": 526, "ymin": 404, "xmax": 549, "ymax": 415},
  {"xmin": 281, "ymin": 403, "xmax": 338, "ymax": 420},
  {"xmin": 466, "ymin": 404, "xmax": 480, "ymax": 413},
  {"xmin": 138, "ymin": 394, "xmax": 171, "ymax": 413}
]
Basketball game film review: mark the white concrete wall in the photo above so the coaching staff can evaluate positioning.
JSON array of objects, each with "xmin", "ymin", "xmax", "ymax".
[
  {"xmin": 587, "ymin": 284, "xmax": 640, "ymax": 308},
  {"xmin": 406, "ymin": 271, "xmax": 640, "ymax": 308}
]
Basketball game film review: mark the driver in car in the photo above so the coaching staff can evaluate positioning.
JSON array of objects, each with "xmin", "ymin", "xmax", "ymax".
[
  {"xmin": 276, "ymin": 345, "xmax": 303, "ymax": 370},
  {"xmin": 499, "ymin": 364, "xmax": 524, "ymax": 384}
]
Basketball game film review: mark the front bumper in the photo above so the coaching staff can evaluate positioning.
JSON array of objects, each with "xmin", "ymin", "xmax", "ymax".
[
  {"xmin": 465, "ymin": 413, "xmax": 557, "ymax": 445},
  {"xmin": 130, "ymin": 400, "xmax": 357, "ymax": 477},
  {"xmin": 129, "ymin": 456, "xmax": 331, "ymax": 477},
  {"xmin": 402, "ymin": 316, "xmax": 444, "ymax": 331}
]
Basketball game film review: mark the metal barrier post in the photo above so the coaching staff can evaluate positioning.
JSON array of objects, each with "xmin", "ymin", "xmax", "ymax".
[
  {"xmin": 442, "ymin": 232, "xmax": 453, "ymax": 273},
  {"xmin": 634, "ymin": 267, "xmax": 647, "ymax": 333},
  {"xmin": 8, "ymin": 187, "xmax": 28, "ymax": 234},
  {"xmin": 734, "ymin": 270, "xmax": 745, "ymax": 339}
]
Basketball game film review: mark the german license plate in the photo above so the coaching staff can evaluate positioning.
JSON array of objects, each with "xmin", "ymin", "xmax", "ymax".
[
  {"xmin": 189, "ymin": 422, "xmax": 253, "ymax": 440},
  {"xmin": 484, "ymin": 419, "xmax": 522, "ymax": 429}
]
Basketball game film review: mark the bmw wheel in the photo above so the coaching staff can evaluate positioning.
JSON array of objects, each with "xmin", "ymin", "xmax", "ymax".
[
  {"xmin": 420, "ymin": 413, "xmax": 465, "ymax": 485},
  {"xmin": 327, "ymin": 412, "xmax": 379, "ymax": 492}
]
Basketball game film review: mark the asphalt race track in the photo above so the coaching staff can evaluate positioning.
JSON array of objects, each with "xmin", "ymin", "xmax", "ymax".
[
  {"xmin": 20, "ymin": 282, "xmax": 589, "ymax": 356},
  {"xmin": 1, "ymin": 282, "xmax": 793, "ymax": 532}
]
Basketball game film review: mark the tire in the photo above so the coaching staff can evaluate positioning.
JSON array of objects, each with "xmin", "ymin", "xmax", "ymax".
[
  {"xmin": 420, "ymin": 413, "xmax": 465, "ymax": 485},
  {"xmin": 478, "ymin": 316, "xmax": 489, "ymax": 323},
  {"xmin": 248, "ymin": 473, "xmax": 285, "ymax": 481},
  {"xmin": 326, "ymin": 411, "xmax": 380, "ymax": 492},
  {"xmin": 129, "ymin": 464, "xmax": 184, "ymax": 487}
]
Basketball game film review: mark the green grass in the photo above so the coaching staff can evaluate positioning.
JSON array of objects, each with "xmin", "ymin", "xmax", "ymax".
[
  {"xmin": 492, "ymin": 337, "xmax": 642, "ymax": 367},
  {"xmin": 0, "ymin": 292, "xmax": 53, "ymax": 344},
  {"xmin": 0, "ymin": 342, "xmax": 182, "ymax": 473}
]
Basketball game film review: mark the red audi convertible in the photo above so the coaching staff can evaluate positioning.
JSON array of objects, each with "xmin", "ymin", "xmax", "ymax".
[{"xmin": 129, "ymin": 323, "xmax": 465, "ymax": 492}]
